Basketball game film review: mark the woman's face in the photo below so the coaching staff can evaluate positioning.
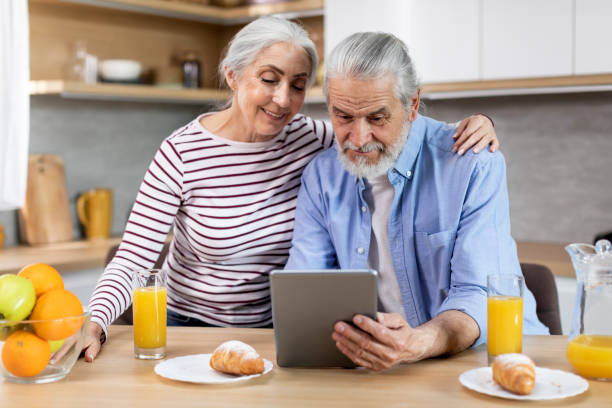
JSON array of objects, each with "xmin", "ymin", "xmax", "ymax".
[{"xmin": 227, "ymin": 42, "xmax": 311, "ymax": 141}]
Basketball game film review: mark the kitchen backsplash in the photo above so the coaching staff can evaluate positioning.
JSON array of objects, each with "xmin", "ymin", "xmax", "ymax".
[{"xmin": 1, "ymin": 92, "xmax": 611, "ymax": 247}]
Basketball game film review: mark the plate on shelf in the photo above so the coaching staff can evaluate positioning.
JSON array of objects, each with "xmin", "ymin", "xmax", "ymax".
[
  {"xmin": 459, "ymin": 366, "xmax": 588, "ymax": 400},
  {"xmin": 154, "ymin": 353, "xmax": 273, "ymax": 384}
]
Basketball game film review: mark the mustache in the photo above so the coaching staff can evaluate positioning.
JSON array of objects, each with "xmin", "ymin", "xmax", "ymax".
[{"xmin": 342, "ymin": 139, "xmax": 385, "ymax": 153}]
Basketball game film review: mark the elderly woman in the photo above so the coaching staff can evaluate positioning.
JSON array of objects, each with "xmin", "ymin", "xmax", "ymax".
[{"xmin": 81, "ymin": 16, "xmax": 499, "ymax": 361}]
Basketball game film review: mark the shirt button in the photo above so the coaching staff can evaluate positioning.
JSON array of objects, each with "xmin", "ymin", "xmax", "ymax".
[
  {"xmin": 357, "ymin": 247, "xmax": 364, "ymax": 254},
  {"xmin": 361, "ymin": 206, "xmax": 367, "ymax": 212},
  {"xmin": 406, "ymin": 170, "xmax": 412, "ymax": 177}
]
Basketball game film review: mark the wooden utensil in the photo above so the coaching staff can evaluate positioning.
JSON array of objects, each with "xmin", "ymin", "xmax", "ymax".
[{"xmin": 18, "ymin": 155, "xmax": 74, "ymax": 245}]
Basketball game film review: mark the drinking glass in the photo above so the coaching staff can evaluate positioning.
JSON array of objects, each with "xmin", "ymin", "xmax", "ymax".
[
  {"xmin": 487, "ymin": 274, "xmax": 524, "ymax": 362},
  {"xmin": 132, "ymin": 269, "xmax": 167, "ymax": 359}
]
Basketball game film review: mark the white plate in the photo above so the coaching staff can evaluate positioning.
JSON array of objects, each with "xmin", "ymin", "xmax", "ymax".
[
  {"xmin": 459, "ymin": 366, "xmax": 588, "ymax": 400},
  {"xmin": 154, "ymin": 353, "xmax": 273, "ymax": 384}
]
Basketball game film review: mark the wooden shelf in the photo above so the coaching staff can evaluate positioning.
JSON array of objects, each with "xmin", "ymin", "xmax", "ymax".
[
  {"xmin": 62, "ymin": 0, "xmax": 324, "ymax": 24},
  {"xmin": 0, "ymin": 237, "xmax": 121, "ymax": 275},
  {"xmin": 29, "ymin": 80, "xmax": 326, "ymax": 104},
  {"xmin": 29, "ymin": 75, "xmax": 612, "ymax": 104},
  {"xmin": 37, "ymin": 75, "xmax": 609, "ymax": 105},
  {"xmin": 30, "ymin": 80, "xmax": 230, "ymax": 104},
  {"xmin": 421, "ymin": 73, "xmax": 612, "ymax": 99}
]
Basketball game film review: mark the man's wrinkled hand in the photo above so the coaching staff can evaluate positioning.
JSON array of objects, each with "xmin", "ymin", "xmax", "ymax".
[{"xmin": 331, "ymin": 312, "xmax": 428, "ymax": 371}]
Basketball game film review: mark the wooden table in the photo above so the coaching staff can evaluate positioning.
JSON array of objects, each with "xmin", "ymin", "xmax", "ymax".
[{"xmin": 1, "ymin": 327, "xmax": 608, "ymax": 407}]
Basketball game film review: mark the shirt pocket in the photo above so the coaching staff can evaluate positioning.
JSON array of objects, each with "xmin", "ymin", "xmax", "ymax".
[{"xmin": 414, "ymin": 230, "xmax": 457, "ymax": 298}]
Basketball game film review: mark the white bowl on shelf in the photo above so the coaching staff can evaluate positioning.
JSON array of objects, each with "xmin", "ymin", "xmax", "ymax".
[{"xmin": 99, "ymin": 59, "xmax": 142, "ymax": 82}]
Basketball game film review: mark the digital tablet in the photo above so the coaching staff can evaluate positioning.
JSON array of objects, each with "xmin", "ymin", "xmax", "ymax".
[{"xmin": 270, "ymin": 269, "xmax": 378, "ymax": 368}]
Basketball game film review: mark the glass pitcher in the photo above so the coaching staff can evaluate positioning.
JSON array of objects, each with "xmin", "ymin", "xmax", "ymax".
[{"xmin": 566, "ymin": 239, "xmax": 612, "ymax": 380}]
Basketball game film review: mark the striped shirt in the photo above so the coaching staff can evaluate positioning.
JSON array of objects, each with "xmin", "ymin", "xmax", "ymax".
[{"xmin": 89, "ymin": 113, "xmax": 334, "ymax": 332}]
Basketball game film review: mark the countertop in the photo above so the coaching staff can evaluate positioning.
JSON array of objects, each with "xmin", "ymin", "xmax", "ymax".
[
  {"xmin": 0, "ymin": 238, "xmax": 574, "ymax": 278},
  {"xmin": 0, "ymin": 237, "xmax": 121, "ymax": 275}
]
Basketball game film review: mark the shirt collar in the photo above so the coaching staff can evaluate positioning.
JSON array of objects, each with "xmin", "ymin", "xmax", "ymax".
[{"xmin": 392, "ymin": 114, "xmax": 424, "ymax": 179}]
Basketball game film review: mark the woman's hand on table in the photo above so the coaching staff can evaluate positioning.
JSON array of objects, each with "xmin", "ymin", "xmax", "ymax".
[
  {"xmin": 82, "ymin": 321, "xmax": 104, "ymax": 362},
  {"xmin": 48, "ymin": 321, "xmax": 104, "ymax": 364},
  {"xmin": 452, "ymin": 114, "xmax": 499, "ymax": 155}
]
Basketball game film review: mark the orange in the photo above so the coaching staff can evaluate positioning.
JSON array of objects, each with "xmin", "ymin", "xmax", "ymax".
[
  {"xmin": 17, "ymin": 263, "xmax": 64, "ymax": 297},
  {"xmin": 1, "ymin": 330, "xmax": 50, "ymax": 377},
  {"xmin": 30, "ymin": 289, "xmax": 84, "ymax": 341}
]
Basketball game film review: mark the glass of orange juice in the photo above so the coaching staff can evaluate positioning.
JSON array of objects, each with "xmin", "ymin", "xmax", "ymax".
[
  {"xmin": 487, "ymin": 274, "xmax": 524, "ymax": 363},
  {"xmin": 132, "ymin": 269, "xmax": 167, "ymax": 359}
]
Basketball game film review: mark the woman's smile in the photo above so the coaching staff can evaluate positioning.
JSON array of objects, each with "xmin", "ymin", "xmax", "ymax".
[{"xmin": 261, "ymin": 107, "xmax": 287, "ymax": 121}]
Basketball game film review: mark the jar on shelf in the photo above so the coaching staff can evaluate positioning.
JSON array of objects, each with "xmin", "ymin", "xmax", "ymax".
[
  {"xmin": 181, "ymin": 51, "xmax": 201, "ymax": 89},
  {"xmin": 65, "ymin": 40, "xmax": 88, "ymax": 82},
  {"xmin": 65, "ymin": 40, "xmax": 97, "ymax": 83}
]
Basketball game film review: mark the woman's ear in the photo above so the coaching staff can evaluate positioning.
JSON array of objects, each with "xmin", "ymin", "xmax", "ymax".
[{"xmin": 224, "ymin": 67, "xmax": 237, "ymax": 91}]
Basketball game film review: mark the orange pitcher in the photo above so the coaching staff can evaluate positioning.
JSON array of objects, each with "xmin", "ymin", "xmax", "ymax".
[
  {"xmin": 76, "ymin": 188, "xmax": 112, "ymax": 239},
  {"xmin": 566, "ymin": 240, "xmax": 612, "ymax": 380}
]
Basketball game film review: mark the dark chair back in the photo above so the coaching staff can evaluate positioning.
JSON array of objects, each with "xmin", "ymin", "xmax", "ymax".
[
  {"xmin": 105, "ymin": 243, "xmax": 170, "ymax": 325},
  {"xmin": 520, "ymin": 263, "xmax": 562, "ymax": 335}
]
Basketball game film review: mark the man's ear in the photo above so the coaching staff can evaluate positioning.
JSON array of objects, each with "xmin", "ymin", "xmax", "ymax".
[{"xmin": 408, "ymin": 88, "xmax": 421, "ymax": 122}]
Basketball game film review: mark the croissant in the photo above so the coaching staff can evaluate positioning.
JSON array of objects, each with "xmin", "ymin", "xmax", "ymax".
[
  {"xmin": 492, "ymin": 353, "xmax": 536, "ymax": 395},
  {"xmin": 209, "ymin": 340, "xmax": 264, "ymax": 375}
]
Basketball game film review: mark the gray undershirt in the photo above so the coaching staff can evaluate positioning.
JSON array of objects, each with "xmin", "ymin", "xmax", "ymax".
[{"xmin": 363, "ymin": 174, "xmax": 406, "ymax": 319}]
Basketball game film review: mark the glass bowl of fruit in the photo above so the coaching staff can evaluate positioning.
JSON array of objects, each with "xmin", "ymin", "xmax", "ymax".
[{"xmin": 0, "ymin": 264, "xmax": 91, "ymax": 384}]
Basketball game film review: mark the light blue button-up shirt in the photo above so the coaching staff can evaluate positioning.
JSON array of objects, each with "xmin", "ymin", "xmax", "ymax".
[{"xmin": 285, "ymin": 114, "xmax": 549, "ymax": 344}]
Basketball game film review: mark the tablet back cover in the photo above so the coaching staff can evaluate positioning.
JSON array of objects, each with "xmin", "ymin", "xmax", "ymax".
[{"xmin": 270, "ymin": 270, "xmax": 378, "ymax": 368}]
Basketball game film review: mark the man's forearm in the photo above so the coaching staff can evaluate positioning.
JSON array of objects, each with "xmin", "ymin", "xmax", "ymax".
[{"xmin": 412, "ymin": 310, "xmax": 480, "ymax": 360}]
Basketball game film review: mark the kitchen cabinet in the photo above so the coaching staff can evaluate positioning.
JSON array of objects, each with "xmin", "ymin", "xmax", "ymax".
[
  {"xmin": 324, "ymin": 0, "xmax": 612, "ymax": 98},
  {"xmin": 482, "ymin": 0, "xmax": 573, "ymax": 80},
  {"xmin": 324, "ymin": 0, "xmax": 409, "ymax": 56},
  {"xmin": 325, "ymin": 0, "xmax": 480, "ymax": 84},
  {"xmin": 404, "ymin": 0, "xmax": 479, "ymax": 83},
  {"xmin": 29, "ymin": 0, "xmax": 324, "ymax": 104},
  {"xmin": 575, "ymin": 0, "xmax": 612, "ymax": 75}
]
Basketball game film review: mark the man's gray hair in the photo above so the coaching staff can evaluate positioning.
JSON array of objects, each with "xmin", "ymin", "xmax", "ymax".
[
  {"xmin": 218, "ymin": 16, "xmax": 318, "ymax": 88},
  {"xmin": 324, "ymin": 32, "xmax": 419, "ymax": 110}
]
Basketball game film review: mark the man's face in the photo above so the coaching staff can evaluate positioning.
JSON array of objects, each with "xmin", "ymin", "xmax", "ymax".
[{"xmin": 328, "ymin": 74, "xmax": 420, "ymax": 178}]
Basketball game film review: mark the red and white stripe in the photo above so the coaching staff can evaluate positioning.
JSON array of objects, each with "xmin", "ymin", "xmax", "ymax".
[{"xmin": 89, "ymin": 113, "xmax": 334, "ymax": 330}]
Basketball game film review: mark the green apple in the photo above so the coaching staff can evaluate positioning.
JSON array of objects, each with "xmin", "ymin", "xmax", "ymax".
[
  {"xmin": 0, "ymin": 274, "xmax": 36, "ymax": 321},
  {"xmin": 49, "ymin": 338, "xmax": 66, "ymax": 353}
]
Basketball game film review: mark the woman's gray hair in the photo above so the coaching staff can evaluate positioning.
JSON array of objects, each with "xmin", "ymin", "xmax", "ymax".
[
  {"xmin": 324, "ymin": 32, "xmax": 420, "ymax": 110},
  {"xmin": 218, "ymin": 16, "xmax": 318, "ymax": 89}
]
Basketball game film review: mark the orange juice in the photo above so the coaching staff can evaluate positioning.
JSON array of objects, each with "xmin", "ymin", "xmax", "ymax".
[
  {"xmin": 133, "ymin": 286, "xmax": 167, "ymax": 349},
  {"xmin": 487, "ymin": 296, "xmax": 523, "ymax": 356},
  {"xmin": 567, "ymin": 334, "xmax": 612, "ymax": 379}
]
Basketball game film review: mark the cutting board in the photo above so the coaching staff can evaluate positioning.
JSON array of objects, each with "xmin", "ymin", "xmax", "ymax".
[{"xmin": 18, "ymin": 155, "xmax": 74, "ymax": 245}]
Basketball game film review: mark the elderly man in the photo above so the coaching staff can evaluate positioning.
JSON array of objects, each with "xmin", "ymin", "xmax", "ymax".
[{"xmin": 284, "ymin": 32, "xmax": 548, "ymax": 371}]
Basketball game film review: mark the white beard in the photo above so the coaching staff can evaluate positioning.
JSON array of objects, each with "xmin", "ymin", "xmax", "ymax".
[{"xmin": 336, "ymin": 121, "xmax": 411, "ymax": 179}]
